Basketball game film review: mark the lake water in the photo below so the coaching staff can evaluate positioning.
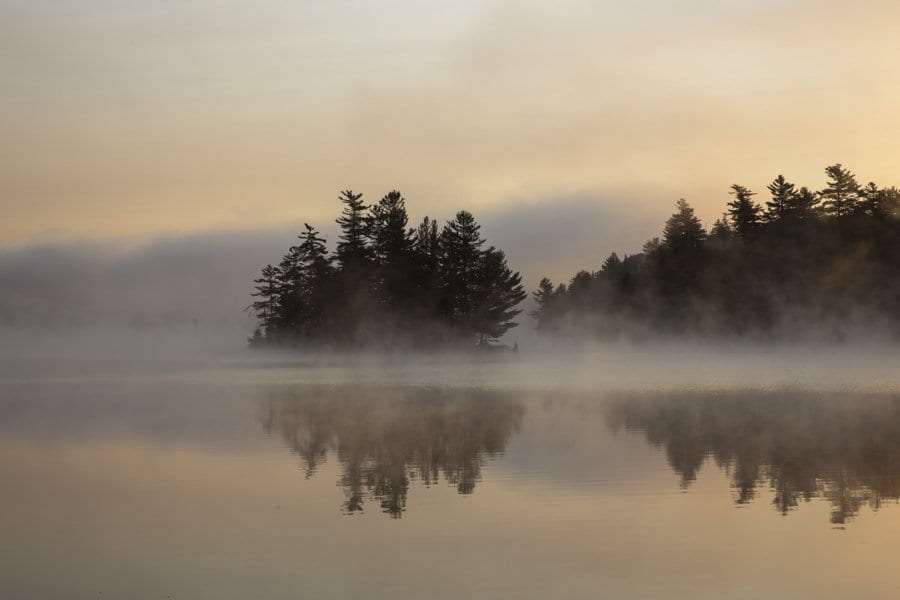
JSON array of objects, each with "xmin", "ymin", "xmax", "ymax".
[{"xmin": 3, "ymin": 348, "xmax": 900, "ymax": 599}]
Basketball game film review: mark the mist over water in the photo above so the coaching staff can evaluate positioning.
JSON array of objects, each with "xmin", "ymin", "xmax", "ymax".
[
  {"xmin": 7, "ymin": 0, "xmax": 900, "ymax": 596},
  {"xmin": 3, "ymin": 339, "xmax": 900, "ymax": 599}
]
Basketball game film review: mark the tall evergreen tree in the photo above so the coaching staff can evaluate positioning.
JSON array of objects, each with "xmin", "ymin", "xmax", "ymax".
[
  {"xmin": 438, "ymin": 211, "xmax": 485, "ymax": 337},
  {"xmin": 642, "ymin": 237, "xmax": 662, "ymax": 257},
  {"xmin": 765, "ymin": 175, "xmax": 796, "ymax": 222},
  {"xmin": 658, "ymin": 199, "xmax": 707, "ymax": 314},
  {"xmin": 412, "ymin": 216, "xmax": 442, "ymax": 321},
  {"xmin": 709, "ymin": 215, "xmax": 733, "ymax": 242},
  {"xmin": 472, "ymin": 247, "xmax": 527, "ymax": 342},
  {"xmin": 882, "ymin": 187, "xmax": 900, "ymax": 218},
  {"xmin": 294, "ymin": 224, "xmax": 334, "ymax": 338},
  {"xmin": 333, "ymin": 190, "xmax": 374, "ymax": 343},
  {"xmin": 663, "ymin": 199, "xmax": 707, "ymax": 252},
  {"xmin": 820, "ymin": 164, "xmax": 860, "ymax": 218},
  {"xmin": 415, "ymin": 216, "xmax": 441, "ymax": 271},
  {"xmin": 601, "ymin": 252, "xmax": 623, "ymax": 273},
  {"xmin": 531, "ymin": 277, "xmax": 556, "ymax": 329},
  {"xmin": 727, "ymin": 185, "xmax": 761, "ymax": 237},
  {"xmin": 857, "ymin": 182, "xmax": 896, "ymax": 219},
  {"xmin": 276, "ymin": 242, "xmax": 307, "ymax": 334},
  {"xmin": 369, "ymin": 191, "xmax": 414, "ymax": 264},
  {"xmin": 369, "ymin": 191, "xmax": 415, "ymax": 311},
  {"xmin": 249, "ymin": 263, "xmax": 283, "ymax": 340},
  {"xmin": 335, "ymin": 189, "xmax": 372, "ymax": 268},
  {"xmin": 783, "ymin": 186, "xmax": 820, "ymax": 220}
]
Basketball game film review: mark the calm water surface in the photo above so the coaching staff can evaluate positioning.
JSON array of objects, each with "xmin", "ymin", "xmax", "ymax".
[{"xmin": 3, "ymin": 351, "xmax": 900, "ymax": 599}]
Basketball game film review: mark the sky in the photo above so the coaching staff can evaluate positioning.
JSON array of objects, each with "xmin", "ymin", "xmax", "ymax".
[{"xmin": 3, "ymin": 0, "xmax": 900, "ymax": 323}]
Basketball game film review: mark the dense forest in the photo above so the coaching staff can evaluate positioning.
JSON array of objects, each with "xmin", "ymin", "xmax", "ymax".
[
  {"xmin": 248, "ymin": 190, "xmax": 526, "ymax": 348},
  {"xmin": 533, "ymin": 164, "xmax": 900, "ymax": 341}
]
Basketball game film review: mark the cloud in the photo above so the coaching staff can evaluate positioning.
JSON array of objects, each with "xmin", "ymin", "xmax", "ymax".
[
  {"xmin": 0, "ymin": 195, "xmax": 661, "ymax": 328},
  {"xmin": 479, "ymin": 194, "xmax": 662, "ymax": 284},
  {"xmin": 4, "ymin": 1, "xmax": 900, "ymax": 243}
]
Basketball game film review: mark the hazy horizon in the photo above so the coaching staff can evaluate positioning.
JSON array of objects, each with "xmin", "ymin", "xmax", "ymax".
[{"xmin": 6, "ymin": 0, "xmax": 900, "ymax": 243}]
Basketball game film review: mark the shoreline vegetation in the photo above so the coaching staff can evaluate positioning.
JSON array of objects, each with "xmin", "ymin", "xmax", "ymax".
[
  {"xmin": 532, "ymin": 164, "xmax": 900, "ymax": 342},
  {"xmin": 250, "ymin": 164, "xmax": 900, "ymax": 349},
  {"xmin": 248, "ymin": 190, "xmax": 526, "ymax": 350}
]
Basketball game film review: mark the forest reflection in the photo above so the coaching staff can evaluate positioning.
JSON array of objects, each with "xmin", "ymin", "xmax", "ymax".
[
  {"xmin": 259, "ymin": 385, "xmax": 524, "ymax": 517},
  {"xmin": 607, "ymin": 390, "xmax": 900, "ymax": 525}
]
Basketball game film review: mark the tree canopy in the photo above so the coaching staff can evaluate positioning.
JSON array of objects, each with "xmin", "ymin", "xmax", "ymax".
[
  {"xmin": 532, "ymin": 164, "xmax": 900, "ymax": 341},
  {"xmin": 248, "ymin": 191, "xmax": 526, "ymax": 349}
]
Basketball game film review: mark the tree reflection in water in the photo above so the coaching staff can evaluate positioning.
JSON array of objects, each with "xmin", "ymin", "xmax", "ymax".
[
  {"xmin": 607, "ymin": 390, "xmax": 900, "ymax": 524},
  {"xmin": 260, "ymin": 386, "xmax": 524, "ymax": 518}
]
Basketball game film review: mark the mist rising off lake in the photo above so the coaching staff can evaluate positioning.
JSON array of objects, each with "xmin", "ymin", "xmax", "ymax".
[{"xmin": 3, "ymin": 349, "xmax": 900, "ymax": 599}]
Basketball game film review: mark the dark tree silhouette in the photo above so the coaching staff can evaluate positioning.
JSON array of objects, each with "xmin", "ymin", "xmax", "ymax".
[
  {"xmin": 294, "ymin": 224, "xmax": 334, "ymax": 339},
  {"xmin": 249, "ymin": 264, "xmax": 282, "ymax": 343},
  {"xmin": 368, "ymin": 191, "xmax": 416, "ymax": 337},
  {"xmin": 708, "ymin": 215, "xmax": 732, "ymax": 242},
  {"xmin": 727, "ymin": 184, "xmax": 761, "ymax": 237},
  {"xmin": 820, "ymin": 163, "xmax": 860, "ymax": 218},
  {"xmin": 335, "ymin": 189, "xmax": 372, "ymax": 268},
  {"xmin": 764, "ymin": 175, "xmax": 796, "ymax": 222},
  {"xmin": 663, "ymin": 199, "xmax": 707, "ymax": 251},
  {"xmin": 532, "ymin": 164, "xmax": 900, "ymax": 341},
  {"xmin": 783, "ymin": 186, "xmax": 820, "ymax": 220},
  {"xmin": 472, "ymin": 247, "xmax": 527, "ymax": 343},
  {"xmin": 249, "ymin": 192, "xmax": 526, "ymax": 349},
  {"xmin": 531, "ymin": 277, "xmax": 556, "ymax": 330}
]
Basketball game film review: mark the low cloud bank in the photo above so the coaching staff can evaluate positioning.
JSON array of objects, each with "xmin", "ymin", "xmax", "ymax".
[{"xmin": 0, "ymin": 195, "xmax": 658, "ymax": 336}]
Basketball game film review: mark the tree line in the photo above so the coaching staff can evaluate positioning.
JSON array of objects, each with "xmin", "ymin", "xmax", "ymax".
[
  {"xmin": 248, "ymin": 190, "xmax": 526, "ymax": 348},
  {"xmin": 533, "ymin": 164, "xmax": 900, "ymax": 341}
]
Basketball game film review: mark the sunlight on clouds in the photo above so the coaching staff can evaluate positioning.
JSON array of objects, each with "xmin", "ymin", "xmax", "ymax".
[{"xmin": 3, "ymin": 0, "xmax": 900, "ymax": 243}]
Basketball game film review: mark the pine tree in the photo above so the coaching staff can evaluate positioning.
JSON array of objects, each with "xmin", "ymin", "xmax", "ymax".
[
  {"xmin": 820, "ymin": 164, "xmax": 860, "ymax": 218},
  {"xmin": 709, "ymin": 214, "xmax": 733, "ymax": 241},
  {"xmin": 249, "ymin": 264, "xmax": 283, "ymax": 340},
  {"xmin": 765, "ymin": 175, "xmax": 796, "ymax": 222},
  {"xmin": 531, "ymin": 277, "xmax": 556, "ymax": 329},
  {"xmin": 369, "ymin": 190, "xmax": 415, "ymax": 311},
  {"xmin": 415, "ymin": 216, "xmax": 441, "ymax": 273},
  {"xmin": 333, "ymin": 189, "xmax": 374, "ymax": 343},
  {"xmin": 642, "ymin": 237, "xmax": 662, "ymax": 257},
  {"xmin": 857, "ymin": 182, "xmax": 896, "ymax": 219},
  {"xmin": 297, "ymin": 224, "xmax": 330, "ymax": 274},
  {"xmin": 412, "ymin": 216, "xmax": 442, "ymax": 322},
  {"xmin": 727, "ymin": 185, "xmax": 761, "ymax": 237},
  {"xmin": 295, "ymin": 223, "xmax": 333, "ymax": 338},
  {"xmin": 663, "ymin": 199, "xmax": 707, "ymax": 252},
  {"xmin": 369, "ymin": 191, "xmax": 414, "ymax": 264},
  {"xmin": 657, "ymin": 199, "xmax": 708, "ymax": 331},
  {"xmin": 276, "ymin": 243, "xmax": 306, "ymax": 334},
  {"xmin": 438, "ymin": 211, "xmax": 486, "ymax": 339},
  {"xmin": 783, "ymin": 186, "xmax": 820, "ymax": 220},
  {"xmin": 335, "ymin": 189, "xmax": 371, "ymax": 268},
  {"xmin": 601, "ymin": 252, "xmax": 623, "ymax": 273},
  {"xmin": 881, "ymin": 187, "xmax": 900, "ymax": 218},
  {"xmin": 472, "ymin": 247, "xmax": 527, "ymax": 342}
]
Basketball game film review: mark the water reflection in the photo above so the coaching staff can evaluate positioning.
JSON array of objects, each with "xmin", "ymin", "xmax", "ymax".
[
  {"xmin": 607, "ymin": 389, "xmax": 900, "ymax": 524},
  {"xmin": 260, "ymin": 385, "xmax": 525, "ymax": 517}
]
